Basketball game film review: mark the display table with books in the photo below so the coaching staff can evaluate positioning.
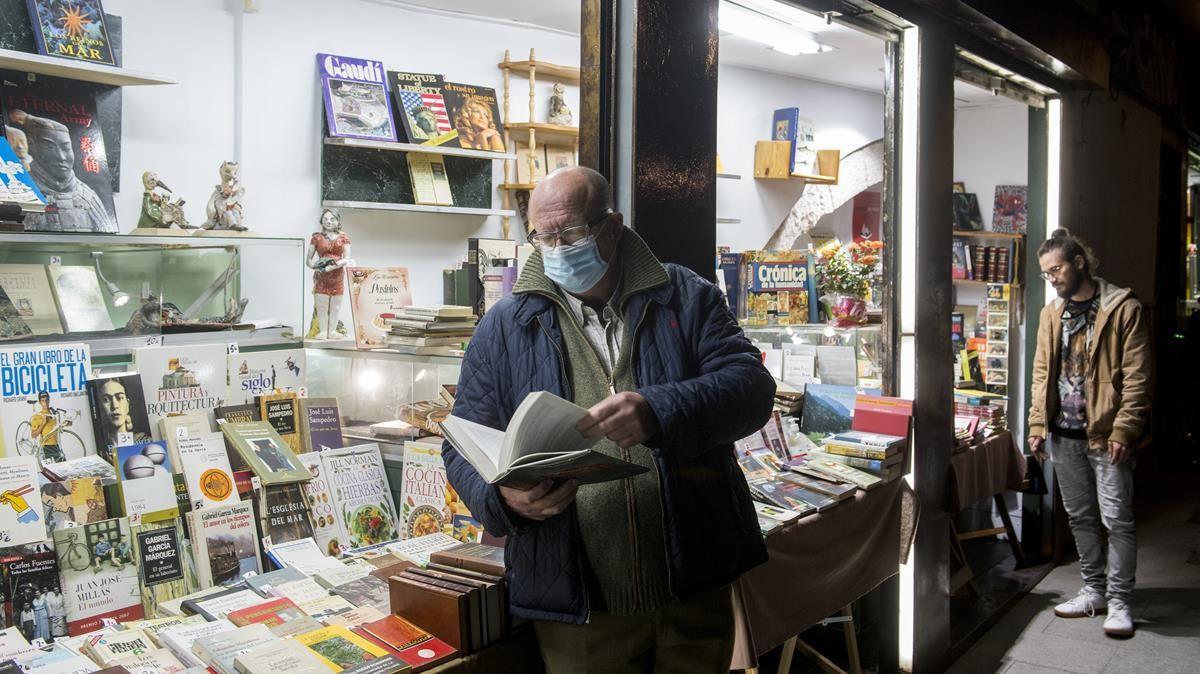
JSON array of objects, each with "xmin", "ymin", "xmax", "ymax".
[
  {"xmin": 729, "ymin": 476, "xmax": 917, "ymax": 670},
  {"xmin": 947, "ymin": 431, "xmax": 1026, "ymax": 512}
]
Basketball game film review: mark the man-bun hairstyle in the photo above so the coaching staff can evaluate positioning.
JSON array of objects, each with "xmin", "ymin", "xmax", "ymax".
[{"xmin": 1037, "ymin": 227, "xmax": 1098, "ymax": 274}]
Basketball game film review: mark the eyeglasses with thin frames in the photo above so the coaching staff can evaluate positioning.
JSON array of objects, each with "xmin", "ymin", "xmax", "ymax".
[
  {"xmin": 1040, "ymin": 263, "xmax": 1069, "ymax": 280},
  {"xmin": 527, "ymin": 209, "xmax": 613, "ymax": 250}
]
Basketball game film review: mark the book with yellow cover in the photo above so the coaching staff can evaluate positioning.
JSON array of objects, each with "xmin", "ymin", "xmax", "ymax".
[{"xmin": 294, "ymin": 625, "xmax": 389, "ymax": 670}]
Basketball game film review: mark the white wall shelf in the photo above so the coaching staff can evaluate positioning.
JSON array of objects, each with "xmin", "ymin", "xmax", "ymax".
[
  {"xmin": 321, "ymin": 200, "xmax": 515, "ymax": 217},
  {"xmin": 717, "ymin": 173, "xmax": 743, "ymax": 180},
  {"xmin": 306, "ymin": 340, "xmax": 464, "ymax": 366},
  {"xmin": 0, "ymin": 231, "xmax": 303, "ymax": 249},
  {"xmin": 0, "ymin": 48, "xmax": 176, "ymax": 86},
  {"xmin": 323, "ymin": 137, "xmax": 515, "ymax": 160}
]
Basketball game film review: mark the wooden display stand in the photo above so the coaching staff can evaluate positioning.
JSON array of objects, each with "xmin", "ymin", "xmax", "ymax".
[
  {"xmin": 498, "ymin": 48, "xmax": 581, "ymax": 238},
  {"xmin": 753, "ymin": 141, "xmax": 841, "ymax": 184}
]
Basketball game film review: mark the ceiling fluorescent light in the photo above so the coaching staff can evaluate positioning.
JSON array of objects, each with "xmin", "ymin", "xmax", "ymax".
[
  {"xmin": 720, "ymin": 1, "xmax": 828, "ymax": 55},
  {"xmin": 729, "ymin": 0, "xmax": 834, "ymax": 33}
]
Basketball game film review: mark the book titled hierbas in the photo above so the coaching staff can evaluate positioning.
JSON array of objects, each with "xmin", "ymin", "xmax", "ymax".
[{"xmin": 26, "ymin": 0, "xmax": 117, "ymax": 65}]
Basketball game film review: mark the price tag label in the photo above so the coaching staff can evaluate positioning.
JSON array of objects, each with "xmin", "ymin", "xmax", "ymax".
[
  {"xmin": 227, "ymin": 342, "xmax": 240, "ymax": 355},
  {"xmin": 143, "ymin": 335, "xmax": 162, "ymax": 347},
  {"xmin": 49, "ymin": 256, "xmax": 61, "ymax": 265},
  {"xmin": 250, "ymin": 476, "xmax": 262, "ymax": 491},
  {"xmin": 175, "ymin": 425, "xmax": 189, "ymax": 440},
  {"xmin": 64, "ymin": 520, "xmax": 77, "ymax": 528},
  {"xmin": 298, "ymin": 387, "xmax": 308, "ymax": 398},
  {"xmin": 116, "ymin": 432, "xmax": 133, "ymax": 446},
  {"xmin": 192, "ymin": 499, "xmax": 204, "ymax": 511},
  {"xmin": 101, "ymin": 618, "xmax": 119, "ymax": 629},
  {"xmin": 30, "ymin": 638, "xmax": 47, "ymax": 649},
  {"xmin": 129, "ymin": 512, "xmax": 142, "ymax": 525}
]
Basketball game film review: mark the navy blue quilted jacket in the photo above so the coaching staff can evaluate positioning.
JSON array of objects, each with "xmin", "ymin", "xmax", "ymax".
[{"xmin": 442, "ymin": 258, "xmax": 773, "ymax": 624}]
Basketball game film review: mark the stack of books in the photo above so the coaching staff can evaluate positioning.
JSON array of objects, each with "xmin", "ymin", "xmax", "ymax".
[
  {"xmin": 954, "ymin": 389, "xmax": 1008, "ymax": 436},
  {"xmin": 384, "ymin": 305, "xmax": 477, "ymax": 355},
  {"xmin": 800, "ymin": 430, "xmax": 908, "ymax": 484}
]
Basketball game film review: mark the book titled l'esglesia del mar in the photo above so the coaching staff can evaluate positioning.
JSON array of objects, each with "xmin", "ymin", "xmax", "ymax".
[
  {"xmin": 55, "ymin": 516, "xmax": 144, "ymax": 635},
  {"xmin": 0, "ymin": 342, "xmax": 96, "ymax": 461}
]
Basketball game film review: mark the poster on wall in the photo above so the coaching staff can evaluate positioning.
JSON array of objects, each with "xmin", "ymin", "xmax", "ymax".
[{"xmin": 992, "ymin": 185, "xmax": 1028, "ymax": 234}]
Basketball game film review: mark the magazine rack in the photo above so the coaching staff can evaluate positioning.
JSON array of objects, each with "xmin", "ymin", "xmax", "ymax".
[
  {"xmin": 742, "ymin": 324, "xmax": 884, "ymax": 391},
  {"xmin": 0, "ymin": 232, "xmax": 305, "ymax": 359}
]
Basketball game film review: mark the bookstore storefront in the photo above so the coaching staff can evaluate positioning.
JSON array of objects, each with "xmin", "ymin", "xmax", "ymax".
[{"xmin": 0, "ymin": 0, "xmax": 1083, "ymax": 672}]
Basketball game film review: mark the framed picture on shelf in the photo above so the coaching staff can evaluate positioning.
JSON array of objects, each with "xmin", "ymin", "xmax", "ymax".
[
  {"xmin": 544, "ymin": 145, "xmax": 577, "ymax": 173},
  {"xmin": 515, "ymin": 145, "xmax": 546, "ymax": 184},
  {"xmin": 952, "ymin": 193, "xmax": 983, "ymax": 231}
]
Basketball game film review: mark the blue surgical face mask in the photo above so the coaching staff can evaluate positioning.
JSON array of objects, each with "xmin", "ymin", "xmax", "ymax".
[{"xmin": 542, "ymin": 235, "xmax": 609, "ymax": 294}]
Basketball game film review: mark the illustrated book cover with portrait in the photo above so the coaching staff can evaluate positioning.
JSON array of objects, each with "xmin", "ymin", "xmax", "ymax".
[
  {"xmin": 388, "ymin": 70, "xmax": 457, "ymax": 147},
  {"xmin": 0, "ymin": 75, "xmax": 117, "ymax": 232},
  {"xmin": 187, "ymin": 499, "xmax": 261, "ymax": 589},
  {"xmin": 86, "ymin": 372, "xmax": 152, "ymax": 464},
  {"xmin": 133, "ymin": 344, "xmax": 227, "ymax": 438},
  {"xmin": 40, "ymin": 476, "xmax": 105, "ymax": 532},
  {"xmin": 441, "ymin": 82, "xmax": 505, "ymax": 152},
  {"xmin": 0, "ymin": 543, "xmax": 63, "ymax": 644},
  {"xmin": 320, "ymin": 443, "xmax": 399, "ymax": 550},
  {"xmin": 25, "ymin": 0, "xmax": 116, "ymax": 65},
  {"xmin": 992, "ymin": 184, "xmax": 1028, "ymax": 234},
  {"xmin": 227, "ymin": 348, "xmax": 305, "ymax": 406},
  {"xmin": 0, "ymin": 342, "xmax": 95, "ymax": 462},
  {"xmin": 55, "ymin": 516, "xmax": 143, "ymax": 635},
  {"xmin": 219, "ymin": 420, "xmax": 310, "ymax": 486},
  {"xmin": 346, "ymin": 267, "xmax": 412, "ymax": 350},
  {"xmin": 317, "ymin": 53, "xmax": 397, "ymax": 142}
]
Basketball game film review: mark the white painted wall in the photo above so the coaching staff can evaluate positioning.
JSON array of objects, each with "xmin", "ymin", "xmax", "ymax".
[
  {"xmin": 103, "ymin": 0, "xmax": 580, "ymax": 326},
  {"xmin": 953, "ymin": 100, "xmax": 1030, "ymax": 441},
  {"xmin": 715, "ymin": 62, "xmax": 885, "ymax": 252}
]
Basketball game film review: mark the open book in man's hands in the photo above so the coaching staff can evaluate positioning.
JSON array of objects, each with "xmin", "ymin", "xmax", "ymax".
[{"xmin": 440, "ymin": 391, "xmax": 649, "ymax": 486}]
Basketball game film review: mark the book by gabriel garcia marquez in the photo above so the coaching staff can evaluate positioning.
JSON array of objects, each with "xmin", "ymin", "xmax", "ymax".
[
  {"xmin": 0, "ymin": 342, "xmax": 95, "ymax": 463},
  {"xmin": 55, "ymin": 516, "xmax": 144, "ymax": 635},
  {"xmin": 188, "ymin": 500, "xmax": 261, "ymax": 589},
  {"xmin": 132, "ymin": 519, "xmax": 195, "ymax": 619},
  {"xmin": 133, "ymin": 344, "xmax": 227, "ymax": 439},
  {"xmin": 25, "ymin": 0, "xmax": 117, "ymax": 65},
  {"xmin": 321, "ymin": 443, "xmax": 399, "ymax": 550}
]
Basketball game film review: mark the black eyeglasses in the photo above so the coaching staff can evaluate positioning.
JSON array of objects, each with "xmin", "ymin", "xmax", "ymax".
[{"xmin": 527, "ymin": 209, "xmax": 613, "ymax": 250}]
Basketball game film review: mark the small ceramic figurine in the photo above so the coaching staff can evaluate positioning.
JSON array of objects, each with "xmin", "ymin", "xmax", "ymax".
[
  {"xmin": 547, "ymin": 82, "xmax": 573, "ymax": 126},
  {"xmin": 305, "ymin": 208, "xmax": 353, "ymax": 340},
  {"xmin": 136, "ymin": 171, "xmax": 194, "ymax": 231},
  {"xmin": 202, "ymin": 161, "xmax": 247, "ymax": 231}
]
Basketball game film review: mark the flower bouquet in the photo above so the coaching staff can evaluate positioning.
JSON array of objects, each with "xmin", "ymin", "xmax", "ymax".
[{"xmin": 815, "ymin": 240, "xmax": 883, "ymax": 327}]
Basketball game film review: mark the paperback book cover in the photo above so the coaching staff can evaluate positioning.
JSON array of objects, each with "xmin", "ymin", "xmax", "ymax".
[
  {"xmin": 158, "ymin": 412, "xmax": 211, "ymax": 468},
  {"xmin": 297, "ymin": 398, "xmax": 342, "ymax": 453},
  {"xmin": 0, "ymin": 265, "xmax": 61, "ymax": 336},
  {"xmin": 346, "ymin": 267, "xmax": 412, "ymax": 349},
  {"xmin": 132, "ymin": 520, "xmax": 194, "ymax": 620},
  {"xmin": 0, "ymin": 137, "xmax": 46, "ymax": 214},
  {"xmin": 228, "ymin": 349, "xmax": 305, "ymax": 406},
  {"xmin": 46, "ymin": 265, "xmax": 114, "ymax": 332},
  {"xmin": 133, "ymin": 344, "xmax": 227, "ymax": 438},
  {"xmin": 255, "ymin": 483, "xmax": 315, "ymax": 550},
  {"xmin": 388, "ymin": 71, "xmax": 457, "ymax": 146},
  {"xmin": 258, "ymin": 391, "xmax": 301, "ymax": 454},
  {"xmin": 440, "ymin": 82, "xmax": 505, "ymax": 152},
  {"xmin": 0, "ymin": 544, "xmax": 63, "ymax": 643},
  {"xmin": 322, "ymin": 443, "xmax": 399, "ymax": 549},
  {"xmin": 176, "ymin": 430, "xmax": 236, "ymax": 510},
  {"xmin": 399, "ymin": 439, "xmax": 452, "ymax": 540},
  {"xmin": 740, "ymin": 250, "xmax": 815, "ymax": 326},
  {"xmin": 294, "ymin": 624, "xmax": 388, "ymax": 670},
  {"xmin": 188, "ymin": 500, "xmax": 260, "ymax": 589},
  {"xmin": 0, "ymin": 456, "xmax": 45, "ymax": 546},
  {"xmin": 296, "ymin": 451, "xmax": 344, "ymax": 557},
  {"xmin": 219, "ymin": 421, "xmax": 310, "ymax": 486},
  {"xmin": 0, "ymin": 342, "xmax": 95, "ymax": 462},
  {"xmin": 317, "ymin": 53, "xmax": 397, "ymax": 142},
  {"xmin": 54, "ymin": 516, "xmax": 143, "ymax": 635},
  {"xmin": 952, "ymin": 192, "xmax": 983, "ymax": 231},
  {"xmin": 25, "ymin": 0, "xmax": 117, "ymax": 65},
  {"xmin": 799, "ymin": 384, "xmax": 859, "ymax": 443},
  {"xmin": 86, "ymin": 373, "xmax": 152, "ymax": 464},
  {"xmin": 213, "ymin": 403, "xmax": 258, "ymax": 474},
  {"xmin": 40, "ymin": 476, "xmax": 105, "ymax": 531},
  {"xmin": 361, "ymin": 613, "xmax": 458, "ymax": 671},
  {"xmin": 114, "ymin": 440, "xmax": 178, "ymax": 522},
  {"xmin": 79, "ymin": 627, "xmax": 155, "ymax": 665}
]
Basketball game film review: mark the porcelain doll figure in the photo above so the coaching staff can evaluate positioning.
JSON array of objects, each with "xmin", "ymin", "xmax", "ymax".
[
  {"xmin": 137, "ymin": 171, "xmax": 193, "ymax": 230},
  {"xmin": 306, "ymin": 208, "xmax": 353, "ymax": 340},
  {"xmin": 202, "ymin": 161, "xmax": 247, "ymax": 231},
  {"xmin": 547, "ymin": 82, "xmax": 573, "ymax": 126}
]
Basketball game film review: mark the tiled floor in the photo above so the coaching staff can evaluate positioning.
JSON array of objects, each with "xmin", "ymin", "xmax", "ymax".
[{"xmin": 947, "ymin": 475, "xmax": 1200, "ymax": 673}]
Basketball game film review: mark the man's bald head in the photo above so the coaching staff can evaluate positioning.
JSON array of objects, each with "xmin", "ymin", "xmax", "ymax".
[{"xmin": 528, "ymin": 166, "xmax": 613, "ymax": 233}]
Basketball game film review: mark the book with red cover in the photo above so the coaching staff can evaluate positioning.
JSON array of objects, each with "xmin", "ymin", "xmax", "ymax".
[
  {"xmin": 226, "ymin": 596, "xmax": 304, "ymax": 628},
  {"xmin": 359, "ymin": 614, "xmax": 457, "ymax": 672},
  {"xmin": 851, "ymin": 394, "xmax": 914, "ymax": 438}
]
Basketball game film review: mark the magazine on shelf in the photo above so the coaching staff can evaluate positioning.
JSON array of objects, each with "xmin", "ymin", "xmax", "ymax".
[{"xmin": 317, "ymin": 53, "xmax": 397, "ymax": 142}]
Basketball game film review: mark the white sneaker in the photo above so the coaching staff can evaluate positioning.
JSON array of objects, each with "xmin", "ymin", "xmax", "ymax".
[
  {"xmin": 1103, "ymin": 599, "xmax": 1134, "ymax": 636},
  {"xmin": 1053, "ymin": 588, "xmax": 1107, "ymax": 618}
]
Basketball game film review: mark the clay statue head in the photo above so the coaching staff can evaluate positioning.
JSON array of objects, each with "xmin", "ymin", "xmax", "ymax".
[
  {"xmin": 141, "ymin": 171, "xmax": 159, "ymax": 192},
  {"xmin": 19, "ymin": 113, "xmax": 75, "ymax": 191},
  {"xmin": 553, "ymin": 82, "xmax": 565, "ymax": 97},
  {"xmin": 319, "ymin": 208, "xmax": 341, "ymax": 233},
  {"xmin": 218, "ymin": 160, "xmax": 240, "ymax": 185}
]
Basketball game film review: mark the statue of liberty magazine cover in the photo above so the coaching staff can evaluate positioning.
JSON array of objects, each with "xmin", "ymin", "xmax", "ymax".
[{"xmin": 317, "ymin": 53, "xmax": 397, "ymax": 142}]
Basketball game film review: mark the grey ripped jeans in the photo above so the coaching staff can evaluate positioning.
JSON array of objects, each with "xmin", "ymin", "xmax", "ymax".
[{"xmin": 1050, "ymin": 434, "xmax": 1136, "ymax": 603}]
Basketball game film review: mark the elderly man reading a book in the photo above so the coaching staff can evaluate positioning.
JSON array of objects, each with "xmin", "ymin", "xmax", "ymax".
[{"xmin": 442, "ymin": 166, "xmax": 775, "ymax": 673}]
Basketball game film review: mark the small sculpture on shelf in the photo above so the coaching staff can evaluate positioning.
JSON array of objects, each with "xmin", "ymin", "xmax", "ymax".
[
  {"xmin": 306, "ymin": 208, "xmax": 353, "ymax": 341},
  {"xmin": 547, "ymin": 82, "xmax": 573, "ymax": 126},
  {"xmin": 200, "ymin": 161, "xmax": 248, "ymax": 233},
  {"xmin": 133, "ymin": 171, "xmax": 195, "ymax": 235}
]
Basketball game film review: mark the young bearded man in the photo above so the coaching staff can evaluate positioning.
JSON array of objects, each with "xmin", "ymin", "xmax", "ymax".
[
  {"xmin": 1028, "ymin": 228, "xmax": 1151, "ymax": 637},
  {"xmin": 442, "ymin": 167, "xmax": 774, "ymax": 672}
]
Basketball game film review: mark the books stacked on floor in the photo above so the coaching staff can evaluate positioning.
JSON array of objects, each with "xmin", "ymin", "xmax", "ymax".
[{"xmin": 384, "ymin": 305, "xmax": 476, "ymax": 356}]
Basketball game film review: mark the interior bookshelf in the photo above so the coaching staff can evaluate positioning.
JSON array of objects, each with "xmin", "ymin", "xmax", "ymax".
[{"xmin": 0, "ymin": 47, "xmax": 176, "ymax": 86}]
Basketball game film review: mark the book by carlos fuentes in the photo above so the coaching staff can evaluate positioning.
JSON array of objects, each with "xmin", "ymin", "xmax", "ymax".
[
  {"xmin": 0, "ymin": 342, "xmax": 96, "ymax": 461},
  {"xmin": 440, "ymin": 391, "xmax": 647, "ymax": 487}
]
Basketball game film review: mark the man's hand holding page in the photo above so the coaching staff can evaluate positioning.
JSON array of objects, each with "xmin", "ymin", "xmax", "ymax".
[
  {"xmin": 576, "ymin": 392, "xmax": 660, "ymax": 449},
  {"xmin": 500, "ymin": 479, "xmax": 580, "ymax": 521}
]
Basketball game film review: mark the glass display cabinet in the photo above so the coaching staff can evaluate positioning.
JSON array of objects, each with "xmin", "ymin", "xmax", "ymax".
[
  {"xmin": 0, "ymin": 232, "xmax": 306, "ymax": 359},
  {"xmin": 743, "ymin": 324, "xmax": 884, "ymax": 390}
]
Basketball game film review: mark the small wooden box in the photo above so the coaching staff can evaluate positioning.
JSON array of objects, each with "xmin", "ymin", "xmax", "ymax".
[{"xmin": 753, "ymin": 140, "xmax": 793, "ymax": 179}]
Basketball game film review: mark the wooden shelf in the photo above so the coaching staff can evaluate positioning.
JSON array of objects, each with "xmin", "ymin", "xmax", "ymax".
[
  {"xmin": 323, "ymin": 137, "xmax": 515, "ymax": 160},
  {"xmin": 499, "ymin": 183, "xmax": 537, "ymax": 191},
  {"xmin": 505, "ymin": 122, "xmax": 579, "ymax": 145},
  {"xmin": 953, "ymin": 279, "xmax": 1022, "ymax": 287},
  {"xmin": 321, "ymin": 200, "xmax": 514, "ymax": 217},
  {"xmin": 952, "ymin": 230, "xmax": 1025, "ymax": 240},
  {"xmin": 497, "ymin": 59, "xmax": 580, "ymax": 84},
  {"xmin": 754, "ymin": 142, "xmax": 841, "ymax": 184},
  {"xmin": 0, "ymin": 48, "xmax": 176, "ymax": 86}
]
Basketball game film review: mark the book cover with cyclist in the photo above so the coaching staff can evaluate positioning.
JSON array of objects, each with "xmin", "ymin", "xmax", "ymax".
[
  {"xmin": 0, "ymin": 343, "xmax": 96, "ymax": 464},
  {"xmin": 0, "ymin": 456, "xmax": 47, "ymax": 547},
  {"xmin": 0, "ymin": 543, "xmax": 63, "ymax": 643},
  {"xmin": 54, "ymin": 516, "xmax": 144, "ymax": 635}
]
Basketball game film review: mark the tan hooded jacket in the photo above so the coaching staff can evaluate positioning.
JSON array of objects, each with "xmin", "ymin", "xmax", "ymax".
[{"xmin": 1028, "ymin": 277, "xmax": 1152, "ymax": 448}]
